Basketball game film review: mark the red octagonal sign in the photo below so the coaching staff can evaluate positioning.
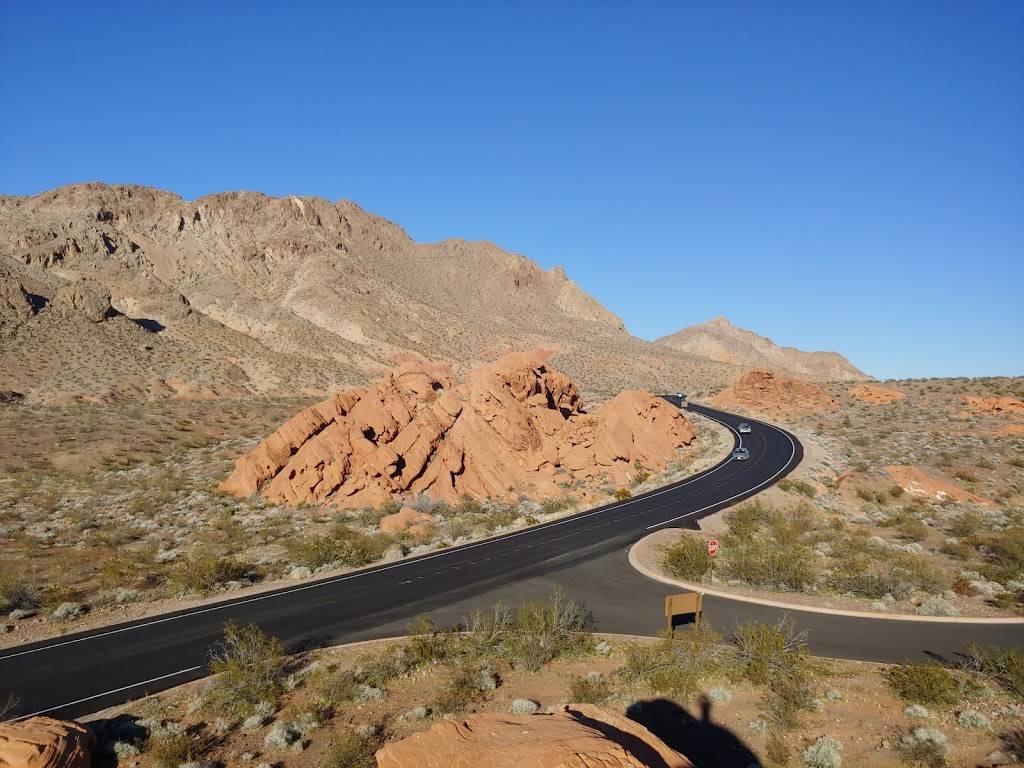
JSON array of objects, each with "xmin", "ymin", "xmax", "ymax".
[{"xmin": 707, "ymin": 539, "xmax": 719, "ymax": 557}]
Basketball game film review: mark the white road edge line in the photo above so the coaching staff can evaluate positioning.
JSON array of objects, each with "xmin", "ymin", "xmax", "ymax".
[
  {"xmin": 645, "ymin": 414, "xmax": 796, "ymax": 530},
  {"xmin": 12, "ymin": 666, "xmax": 203, "ymax": 722},
  {"xmin": 0, "ymin": 404, "xmax": 740, "ymax": 662}
]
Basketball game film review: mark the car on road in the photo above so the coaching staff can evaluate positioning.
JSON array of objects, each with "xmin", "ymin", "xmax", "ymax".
[
  {"xmin": 732, "ymin": 446, "xmax": 750, "ymax": 461},
  {"xmin": 738, "ymin": 422, "xmax": 752, "ymax": 434}
]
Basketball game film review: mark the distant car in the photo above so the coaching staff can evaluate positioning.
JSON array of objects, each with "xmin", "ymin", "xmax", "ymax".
[
  {"xmin": 738, "ymin": 422, "xmax": 752, "ymax": 434},
  {"xmin": 732, "ymin": 447, "xmax": 750, "ymax": 461}
]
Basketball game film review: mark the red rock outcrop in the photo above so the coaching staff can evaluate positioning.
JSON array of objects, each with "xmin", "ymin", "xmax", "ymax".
[
  {"xmin": 222, "ymin": 353, "xmax": 697, "ymax": 508},
  {"xmin": 374, "ymin": 704, "xmax": 694, "ymax": 768},
  {"xmin": 883, "ymin": 465, "xmax": 994, "ymax": 507},
  {"xmin": 379, "ymin": 507, "xmax": 437, "ymax": 537},
  {"xmin": 961, "ymin": 395, "xmax": 1024, "ymax": 418},
  {"xmin": 0, "ymin": 717, "xmax": 95, "ymax": 768},
  {"xmin": 848, "ymin": 383, "xmax": 904, "ymax": 404},
  {"xmin": 710, "ymin": 370, "xmax": 837, "ymax": 419}
]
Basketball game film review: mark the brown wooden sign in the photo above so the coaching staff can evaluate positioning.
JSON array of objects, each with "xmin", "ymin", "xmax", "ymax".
[{"xmin": 664, "ymin": 591, "xmax": 703, "ymax": 631}]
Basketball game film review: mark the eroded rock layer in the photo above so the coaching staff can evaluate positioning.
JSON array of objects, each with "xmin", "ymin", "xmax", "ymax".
[
  {"xmin": 222, "ymin": 353, "xmax": 696, "ymax": 507},
  {"xmin": 374, "ymin": 704, "xmax": 694, "ymax": 768}
]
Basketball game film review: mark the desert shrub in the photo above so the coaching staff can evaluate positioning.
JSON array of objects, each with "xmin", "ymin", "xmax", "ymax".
[
  {"xmin": 286, "ymin": 524, "xmax": 388, "ymax": 570},
  {"xmin": 320, "ymin": 729, "xmax": 382, "ymax": 768},
  {"xmin": 570, "ymin": 673, "xmax": 612, "ymax": 703},
  {"xmin": 723, "ymin": 501, "xmax": 772, "ymax": 541},
  {"xmin": 883, "ymin": 662, "xmax": 959, "ymax": 707},
  {"xmin": 761, "ymin": 662, "xmax": 817, "ymax": 732},
  {"xmin": 962, "ymin": 644, "xmax": 1024, "ymax": 699},
  {"xmin": 146, "ymin": 727, "xmax": 200, "ymax": 768},
  {"xmin": 0, "ymin": 694, "xmax": 19, "ymax": 723},
  {"xmin": 802, "ymin": 735, "xmax": 843, "ymax": 768},
  {"xmin": 662, "ymin": 535, "xmax": 711, "ymax": 581},
  {"xmin": 779, "ymin": 478, "xmax": 818, "ymax": 498},
  {"xmin": 0, "ymin": 575, "xmax": 39, "ymax": 612},
  {"xmin": 355, "ymin": 645, "xmax": 418, "ymax": 688},
  {"xmin": 731, "ymin": 618, "xmax": 808, "ymax": 686},
  {"xmin": 620, "ymin": 624, "xmax": 731, "ymax": 701},
  {"xmin": 948, "ymin": 512, "xmax": 983, "ymax": 538},
  {"xmin": 172, "ymin": 552, "xmax": 251, "ymax": 593},
  {"xmin": 433, "ymin": 665, "xmax": 491, "ymax": 713},
  {"xmin": 312, "ymin": 667, "xmax": 359, "ymax": 707},
  {"xmin": 540, "ymin": 495, "xmax": 577, "ymax": 515},
  {"xmin": 978, "ymin": 529, "xmax": 1024, "ymax": 584},
  {"xmin": 405, "ymin": 615, "xmax": 455, "ymax": 666},
  {"xmin": 889, "ymin": 484, "xmax": 906, "ymax": 499},
  {"xmin": 828, "ymin": 552, "xmax": 944, "ymax": 600},
  {"xmin": 504, "ymin": 589, "xmax": 593, "ymax": 671},
  {"xmin": 613, "ymin": 488, "xmax": 632, "ymax": 501},
  {"xmin": 206, "ymin": 622, "xmax": 287, "ymax": 716},
  {"xmin": 895, "ymin": 726, "xmax": 949, "ymax": 767},
  {"xmin": 897, "ymin": 517, "xmax": 929, "ymax": 542}
]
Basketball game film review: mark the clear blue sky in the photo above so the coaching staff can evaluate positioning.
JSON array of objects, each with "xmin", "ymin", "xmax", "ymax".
[{"xmin": 2, "ymin": 2, "xmax": 1021, "ymax": 379}]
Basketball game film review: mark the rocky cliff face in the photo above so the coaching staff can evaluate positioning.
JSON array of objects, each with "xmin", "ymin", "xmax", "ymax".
[
  {"xmin": 222, "ymin": 352, "xmax": 697, "ymax": 507},
  {"xmin": 1, "ymin": 183, "xmax": 737, "ymax": 402},
  {"xmin": 656, "ymin": 316, "xmax": 867, "ymax": 382}
]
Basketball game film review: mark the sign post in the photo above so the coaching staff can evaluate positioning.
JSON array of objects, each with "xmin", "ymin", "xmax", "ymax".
[
  {"xmin": 665, "ymin": 591, "xmax": 703, "ymax": 633},
  {"xmin": 707, "ymin": 538, "xmax": 718, "ymax": 584}
]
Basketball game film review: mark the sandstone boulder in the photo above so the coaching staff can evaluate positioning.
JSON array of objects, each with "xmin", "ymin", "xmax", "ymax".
[
  {"xmin": 222, "ymin": 353, "xmax": 697, "ymax": 508},
  {"xmin": 0, "ymin": 717, "xmax": 95, "ymax": 768},
  {"xmin": 711, "ymin": 370, "xmax": 837, "ymax": 419},
  {"xmin": 50, "ymin": 278, "xmax": 112, "ymax": 323},
  {"xmin": 374, "ymin": 704, "xmax": 694, "ymax": 768},
  {"xmin": 848, "ymin": 383, "xmax": 904, "ymax": 404},
  {"xmin": 380, "ymin": 507, "xmax": 437, "ymax": 536}
]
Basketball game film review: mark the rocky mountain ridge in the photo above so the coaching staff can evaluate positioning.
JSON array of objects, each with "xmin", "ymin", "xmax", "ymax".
[
  {"xmin": 0, "ymin": 183, "xmax": 739, "ymax": 402},
  {"xmin": 656, "ymin": 316, "xmax": 867, "ymax": 382}
]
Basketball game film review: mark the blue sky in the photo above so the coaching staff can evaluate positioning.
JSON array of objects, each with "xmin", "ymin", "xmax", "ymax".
[{"xmin": 2, "ymin": 2, "xmax": 1021, "ymax": 379}]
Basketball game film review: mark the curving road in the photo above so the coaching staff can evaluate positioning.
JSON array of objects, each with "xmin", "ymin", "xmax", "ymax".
[{"xmin": 2, "ymin": 402, "xmax": 1019, "ymax": 720}]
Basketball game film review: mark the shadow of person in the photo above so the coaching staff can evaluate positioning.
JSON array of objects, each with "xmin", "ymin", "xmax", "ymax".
[{"xmin": 626, "ymin": 695, "xmax": 762, "ymax": 768}]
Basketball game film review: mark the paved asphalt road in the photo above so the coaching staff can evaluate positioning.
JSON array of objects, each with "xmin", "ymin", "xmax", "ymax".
[{"xmin": 2, "ymin": 402, "xmax": 1020, "ymax": 720}]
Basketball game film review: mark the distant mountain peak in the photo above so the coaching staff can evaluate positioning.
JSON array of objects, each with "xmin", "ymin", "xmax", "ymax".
[{"xmin": 655, "ymin": 317, "xmax": 868, "ymax": 382}]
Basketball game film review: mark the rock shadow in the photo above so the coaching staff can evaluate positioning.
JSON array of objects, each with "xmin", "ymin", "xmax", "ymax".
[{"xmin": 626, "ymin": 696, "xmax": 762, "ymax": 768}]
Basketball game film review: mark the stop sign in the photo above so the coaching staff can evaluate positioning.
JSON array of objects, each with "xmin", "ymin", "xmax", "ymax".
[{"xmin": 707, "ymin": 539, "xmax": 719, "ymax": 557}]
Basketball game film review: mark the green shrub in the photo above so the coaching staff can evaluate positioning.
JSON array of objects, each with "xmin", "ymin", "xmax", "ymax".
[
  {"xmin": 406, "ymin": 615, "xmax": 455, "ymax": 666},
  {"xmin": 978, "ymin": 529, "xmax": 1024, "ymax": 584},
  {"xmin": 883, "ymin": 662, "xmax": 960, "ymax": 707},
  {"xmin": 948, "ymin": 512, "xmax": 982, "ymax": 538},
  {"xmin": 433, "ymin": 665, "xmax": 490, "ymax": 713},
  {"xmin": 286, "ymin": 523, "xmax": 389, "ymax": 570},
  {"xmin": 662, "ymin": 535, "xmax": 711, "ymax": 580},
  {"xmin": 504, "ymin": 589, "xmax": 593, "ymax": 671},
  {"xmin": 761, "ymin": 664, "xmax": 816, "ymax": 731},
  {"xmin": 719, "ymin": 536, "xmax": 815, "ymax": 591},
  {"xmin": 895, "ymin": 726, "xmax": 949, "ymax": 767},
  {"xmin": 320, "ymin": 729, "xmax": 382, "ymax": 768},
  {"xmin": 172, "ymin": 552, "xmax": 251, "ymax": 594},
  {"xmin": 731, "ymin": 618, "xmax": 807, "ymax": 686},
  {"xmin": 613, "ymin": 488, "xmax": 632, "ymax": 501},
  {"xmin": 147, "ymin": 728, "xmax": 196, "ymax": 768},
  {"xmin": 312, "ymin": 667, "xmax": 359, "ymax": 707},
  {"xmin": 540, "ymin": 496, "xmax": 577, "ymax": 515},
  {"xmin": 620, "ymin": 624, "xmax": 731, "ymax": 701},
  {"xmin": 206, "ymin": 622, "xmax": 287, "ymax": 716},
  {"xmin": 897, "ymin": 517, "xmax": 929, "ymax": 542},
  {"xmin": 355, "ymin": 645, "xmax": 417, "ymax": 688}
]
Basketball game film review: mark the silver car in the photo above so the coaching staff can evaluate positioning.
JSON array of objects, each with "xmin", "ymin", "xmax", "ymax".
[
  {"xmin": 738, "ymin": 422, "xmax": 752, "ymax": 434},
  {"xmin": 732, "ymin": 447, "xmax": 750, "ymax": 461}
]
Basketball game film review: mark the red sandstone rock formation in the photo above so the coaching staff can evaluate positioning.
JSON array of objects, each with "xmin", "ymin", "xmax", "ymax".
[
  {"xmin": 221, "ymin": 352, "xmax": 697, "ymax": 508},
  {"xmin": 374, "ymin": 704, "xmax": 694, "ymax": 768},
  {"xmin": 710, "ymin": 370, "xmax": 837, "ymax": 419},
  {"xmin": 0, "ymin": 717, "xmax": 95, "ymax": 768},
  {"xmin": 848, "ymin": 383, "xmax": 905, "ymax": 404}
]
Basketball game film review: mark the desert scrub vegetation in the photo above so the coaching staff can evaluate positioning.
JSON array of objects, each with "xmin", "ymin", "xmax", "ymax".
[
  {"xmin": 205, "ymin": 621, "xmax": 288, "ymax": 716},
  {"xmin": 883, "ymin": 661, "xmax": 962, "ymax": 707}
]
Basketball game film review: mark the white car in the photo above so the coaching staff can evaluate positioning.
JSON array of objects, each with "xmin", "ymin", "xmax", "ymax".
[
  {"xmin": 738, "ymin": 422, "xmax": 752, "ymax": 434},
  {"xmin": 732, "ymin": 447, "xmax": 750, "ymax": 461}
]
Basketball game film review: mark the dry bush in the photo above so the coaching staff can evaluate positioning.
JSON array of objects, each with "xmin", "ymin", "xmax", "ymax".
[
  {"xmin": 662, "ymin": 534, "xmax": 711, "ymax": 581},
  {"xmin": 206, "ymin": 621, "xmax": 287, "ymax": 716},
  {"xmin": 883, "ymin": 662, "xmax": 960, "ymax": 707}
]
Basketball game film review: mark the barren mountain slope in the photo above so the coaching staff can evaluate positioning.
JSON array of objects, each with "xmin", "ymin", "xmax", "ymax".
[
  {"xmin": 0, "ymin": 183, "xmax": 736, "ymax": 401},
  {"xmin": 655, "ymin": 316, "xmax": 868, "ymax": 382}
]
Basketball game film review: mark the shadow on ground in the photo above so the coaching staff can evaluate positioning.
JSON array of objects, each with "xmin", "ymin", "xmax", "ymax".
[{"xmin": 627, "ymin": 696, "xmax": 762, "ymax": 768}]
